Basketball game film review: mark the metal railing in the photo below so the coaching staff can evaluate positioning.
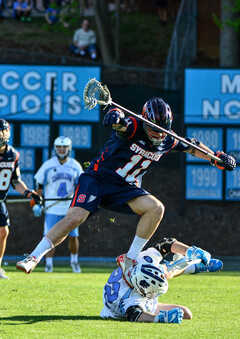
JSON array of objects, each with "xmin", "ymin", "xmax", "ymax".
[{"xmin": 164, "ymin": 0, "xmax": 197, "ymax": 90}]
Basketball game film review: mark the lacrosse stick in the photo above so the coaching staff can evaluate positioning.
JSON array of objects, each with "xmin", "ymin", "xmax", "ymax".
[
  {"xmin": 166, "ymin": 257, "xmax": 202, "ymax": 272},
  {"xmin": 6, "ymin": 197, "xmax": 72, "ymax": 203},
  {"xmin": 43, "ymin": 191, "xmax": 74, "ymax": 212},
  {"xmin": 83, "ymin": 78, "xmax": 222, "ymax": 163}
]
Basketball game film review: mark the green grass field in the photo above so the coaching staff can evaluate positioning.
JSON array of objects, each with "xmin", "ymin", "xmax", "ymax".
[{"xmin": 0, "ymin": 265, "xmax": 239, "ymax": 339}]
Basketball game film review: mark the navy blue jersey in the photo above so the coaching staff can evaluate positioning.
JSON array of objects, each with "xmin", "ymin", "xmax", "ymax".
[
  {"xmin": 0, "ymin": 145, "xmax": 20, "ymax": 201},
  {"xmin": 86, "ymin": 117, "xmax": 189, "ymax": 186}
]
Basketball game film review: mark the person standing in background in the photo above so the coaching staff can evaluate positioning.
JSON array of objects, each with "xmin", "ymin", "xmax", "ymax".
[{"xmin": 32, "ymin": 136, "xmax": 84, "ymax": 273}]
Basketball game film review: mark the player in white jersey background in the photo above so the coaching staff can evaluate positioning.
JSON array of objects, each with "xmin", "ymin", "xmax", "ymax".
[{"xmin": 32, "ymin": 136, "xmax": 84, "ymax": 273}]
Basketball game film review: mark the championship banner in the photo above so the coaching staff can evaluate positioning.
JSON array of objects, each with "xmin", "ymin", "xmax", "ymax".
[
  {"xmin": 185, "ymin": 69, "xmax": 240, "ymax": 124},
  {"xmin": 0, "ymin": 65, "xmax": 100, "ymax": 121},
  {"xmin": 184, "ymin": 68, "xmax": 240, "ymax": 201}
]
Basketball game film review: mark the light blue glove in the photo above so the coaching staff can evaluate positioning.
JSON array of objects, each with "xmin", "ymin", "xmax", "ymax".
[
  {"xmin": 32, "ymin": 204, "xmax": 43, "ymax": 217},
  {"xmin": 186, "ymin": 246, "xmax": 211, "ymax": 265},
  {"xmin": 154, "ymin": 308, "xmax": 184, "ymax": 323}
]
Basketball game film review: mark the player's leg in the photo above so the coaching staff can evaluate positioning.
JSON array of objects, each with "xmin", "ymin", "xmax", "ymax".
[
  {"xmin": 0, "ymin": 203, "xmax": 10, "ymax": 279},
  {"xmin": 0, "ymin": 225, "xmax": 9, "ymax": 279},
  {"xmin": 157, "ymin": 303, "xmax": 192, "ymax": 320},
  {"xmin": 68, "ymin": 227, "xmax": 81, "ymax": 273},
  {"xmin": 16, "ymin": 206, "xmax": 90, "ymax": 274},
  {"xmin": 117, "ymin": 195, "xmax": 164, "ymax": 272},
  {"xmin": 43, "ymin": 214, "xmax": 58, "ymax": 273}
]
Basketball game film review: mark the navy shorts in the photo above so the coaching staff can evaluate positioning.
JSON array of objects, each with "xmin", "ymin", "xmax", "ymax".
[
  {"xmin": 0, "ymin": 203, "xmax": 10, "ymax": 227},
  {"xmin": 70, "ymin": 173, "xmax": 149, "ymax": 215}
]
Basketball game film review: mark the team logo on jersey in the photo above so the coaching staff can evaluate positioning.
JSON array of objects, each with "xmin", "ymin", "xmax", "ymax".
[
  {"xmin": 77, "ymin": 194, "xmax": 86, "ymax": 203},
  {"xmin": 130, "ymin": 143, "xmax": 161, "ymax": 161}
]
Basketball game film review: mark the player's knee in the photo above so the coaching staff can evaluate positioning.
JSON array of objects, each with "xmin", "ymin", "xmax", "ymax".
[
  {"xmin": 0, "ymin": 227, "xmax": 9, "ymax": 240},
  {"xmin": 153, "ymin": 200, "xmax": 165, "ymax": 219}
]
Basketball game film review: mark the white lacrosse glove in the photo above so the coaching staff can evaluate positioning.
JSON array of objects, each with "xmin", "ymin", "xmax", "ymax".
[
  {"xmin": 32, "ymin": 204, "xmax": 43, "ymax": 217},
  {"xmin": 186, "ymin": 246, "xmax": 211, "ymax": 265}
]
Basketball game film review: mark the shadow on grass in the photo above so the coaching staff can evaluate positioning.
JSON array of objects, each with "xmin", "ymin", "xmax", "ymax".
[{"xmin": 1, "ymin": 315, "xmax": 118, "ymax": 325}]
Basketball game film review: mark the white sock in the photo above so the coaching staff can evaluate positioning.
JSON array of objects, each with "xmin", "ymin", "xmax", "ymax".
[
  {"xmin": 0, "ymin": 258, "xmax": 2, "ymax": 268},
  {"xmin": 127, "ymin": 235, "xmax": 148, "ymax": 260},
  {"xmin": 46, "ymin": 257, "xmax": 53, "ymax": 267},
  {"xmin": 70, "ymin": 253, "xmax": 78, "ymax": 263},
  {"xmin": 183, "ymin": 264, "xmax": 196, "ymax": 274},
  {"xmin": 30, "ymin": 237, "xmax": 54, "ymax": 263}
]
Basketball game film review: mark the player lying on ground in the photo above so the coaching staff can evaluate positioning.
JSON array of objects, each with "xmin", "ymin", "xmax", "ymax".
[
  {"xmin": 16, "ymin": 97, "xmax": 235, "ymax": 275},
  {"xmin": 101, "ymin": 238, "xmax": 223, "ymax": 322}
]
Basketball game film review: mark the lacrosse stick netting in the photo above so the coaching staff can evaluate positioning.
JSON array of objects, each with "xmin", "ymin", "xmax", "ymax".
[
  {"xmin": 83, "ymin": 78, "xmax": 222, "ymax": 163},
  {"xmin": 83, "ymin": 78, "xmax": 112, "ymax": 109}
]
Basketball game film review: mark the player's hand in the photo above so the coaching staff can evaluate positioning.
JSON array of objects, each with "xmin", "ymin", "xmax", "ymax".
[
  {"xmin": 103, "ymin": 108, "xmax": 127, "ymax": 127},
  {"xmin": 156, "ymin": 308, "xmax": 184, "ymax": 323},
  {"xmin": 211, "ymin": 151, "xmax": 236, "ymax": 171},
  {"xmin": 24, "ymin": 190, "xmax": 43, "ymax": 206},
  {"xmin": 32, "ymin": 204, "xmax": 43, "ymax": 217},
  {"xmin": 186, "ymin": 246, "xmax": 211, "ymax": 265}
]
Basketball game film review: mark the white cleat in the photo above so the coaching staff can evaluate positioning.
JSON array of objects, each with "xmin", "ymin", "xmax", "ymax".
[
  {"xmin": 116, "ymin": 253, "xmax": 136, "ymax": 273},
  {"xmin": 71, "ymin": 262, "xmax": 81, "ymax": 273},
  {"xmin": 16, "ymin": 256, "xmax": 38, "ymax": 274},
  {"xmin": 0, "ymin": 268, "xmax": 9, "ymax": 279}
]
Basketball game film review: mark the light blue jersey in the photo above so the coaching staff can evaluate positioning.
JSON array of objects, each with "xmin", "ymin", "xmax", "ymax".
[{"xmin": 101, "ymin": 248, "xmax": 163, "ymax": 319}]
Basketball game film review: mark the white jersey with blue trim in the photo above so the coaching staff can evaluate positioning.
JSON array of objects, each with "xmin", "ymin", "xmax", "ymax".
[
  {"xmin": 34, "ymin": 156, "xmax": 84, "ymax": 215},
  {"xmin": 100, "ymin": 248, "xmax": 163, "ymax": 319}
]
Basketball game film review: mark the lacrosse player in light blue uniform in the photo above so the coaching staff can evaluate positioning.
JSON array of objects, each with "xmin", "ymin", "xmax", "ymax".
[
  {"xmin": 32, "ymin": 136, "xmax": 84, "ymax": 273},
  {"xmin": 101, "ymin": 237, "xmax": 222, "ymax": 322}
]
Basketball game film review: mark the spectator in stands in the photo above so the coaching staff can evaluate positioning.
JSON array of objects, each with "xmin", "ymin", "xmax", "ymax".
[
  {"xmin": 13, "ymin": 0, "xmax": 32, "ymax": 22},
  {"xmin": 154, "ymin": 0, "xmax": 167, "ymax": 24},
  {"xmin": 45, "ymin": 0, "xmax": 61, "ymax": 25},
  {"xmin": 69, "ymin": 19, "xmax": 97, "ymax": 60}
]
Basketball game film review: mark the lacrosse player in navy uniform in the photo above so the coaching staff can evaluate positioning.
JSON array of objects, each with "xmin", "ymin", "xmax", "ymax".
[
  {"xmin": 16, "ymin": 98, "xmax": 236, "ymax": 275},
  {"xmin": 0, "ymin": 119, "xmax": 42, "ymax": 279}
]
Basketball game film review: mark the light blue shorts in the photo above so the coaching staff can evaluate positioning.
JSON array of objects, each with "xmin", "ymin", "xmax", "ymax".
[{"xmin": 44, "ymin": 214, "xmax": 79, "ymax": 237}]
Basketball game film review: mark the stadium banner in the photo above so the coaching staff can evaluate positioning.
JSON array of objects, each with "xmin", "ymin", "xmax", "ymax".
[
  {"xmin": 185, "ymin": 69, "xmax": 240, "ymax": 124},
  {"xmin": 184, "ymin": 68, "xmax": 240, "ymax": 201},
  {"xmin": 0, "ymin": 65, "xmax": 100, "ymax": 121}
]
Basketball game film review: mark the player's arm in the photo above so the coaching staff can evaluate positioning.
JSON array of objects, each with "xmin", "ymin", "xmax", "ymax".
[
  {"xmin": 153, "ymin": 238, "xmax": 211, "ymax": 267},
  {"xmin": 125, "ymin": 306, "xmax": 183, "ymax": 323},
  {"xmin": 11, "ymin": 165, "xmax": 42, "ymax": 205},
  {"xmin": 184, "ymin": 137, "xmax": 236, "ymax": 171}
]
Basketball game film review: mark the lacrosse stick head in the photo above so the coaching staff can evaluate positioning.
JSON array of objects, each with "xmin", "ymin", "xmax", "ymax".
[{"xmin": 83, "ymin": 78, "xmax": 112, "ymax": 110}]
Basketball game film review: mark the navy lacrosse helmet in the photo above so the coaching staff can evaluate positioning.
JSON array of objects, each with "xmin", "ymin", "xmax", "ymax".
[
  {"xmin": 142, "ymin": 97, "xmax": 173, "ymax": 145},
  {"xmin": 0, "ymin": 119, "xmax": 10, "ymax": 147}
]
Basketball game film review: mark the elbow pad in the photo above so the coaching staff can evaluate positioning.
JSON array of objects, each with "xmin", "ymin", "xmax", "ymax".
[
  {"xmin": 153, "ymin": 238, "xmax": 177, "ymax": 257},
  {"xmin": 126, "ymin": 306, "xmax": 143, "ymax": 322}
]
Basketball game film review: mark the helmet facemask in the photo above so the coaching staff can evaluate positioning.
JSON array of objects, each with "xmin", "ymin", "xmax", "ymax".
[
  {"xmin": 143, "ymin": 124, "xmax": 167, "ymax": 146},
  {"xmin": 54, "ymin": 136, "xmax": 72, "ymax": 160},
  {"xmin": 0, "ymin": 120, "xmax": 10, "ymax": 147}
]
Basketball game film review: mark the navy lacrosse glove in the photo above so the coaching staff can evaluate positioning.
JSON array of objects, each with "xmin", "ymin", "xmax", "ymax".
[
  {"xmin": 211, "ymin": 151, "xmax": 236, "ymax": 171},
  {"xmin": 186, "ymin": 246, "xmax": 211, "ymax": 265},
  {"xmin": 103, "ymin": 108, "xmax": 127, "ymax": 127},
  {"xmin": 154, "ymin": 308, "xmax": 184, "ymax": 323},
  {"xmin": 23, "ymin": 190, "xmax": 43, "ymax": 207}
]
